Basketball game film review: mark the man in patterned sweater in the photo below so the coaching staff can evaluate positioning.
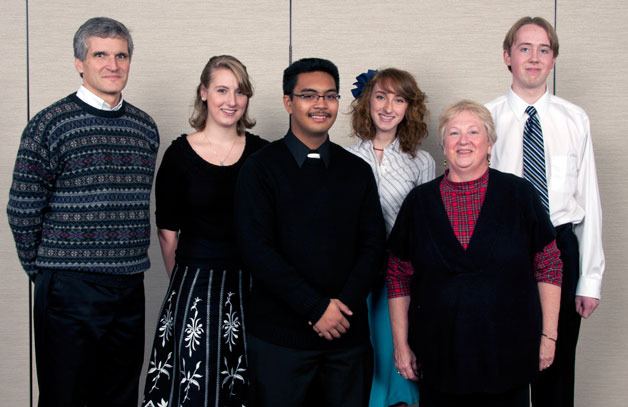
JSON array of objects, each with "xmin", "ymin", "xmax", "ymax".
[{"xmin": 7, "ymin": 17, "xmax": 159, "ymax": 407}]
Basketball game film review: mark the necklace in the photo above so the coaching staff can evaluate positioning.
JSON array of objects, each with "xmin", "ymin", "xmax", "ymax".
[
  {"xmin": 199, "ymin": 130, "xmax": 240, "ymax": 166},
  {"xmin": 373, "ymin": 136, "xmax": 396, "ymax": 152},
  {"xmin": 218, "ymin": 137, "xmax": 238, "ymax": 166}
]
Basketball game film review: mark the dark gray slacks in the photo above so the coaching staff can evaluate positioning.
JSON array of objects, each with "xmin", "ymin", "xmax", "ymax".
[
  {"xmin": 34, "ymin": 270, "xmax": 144, "ymax": 407},
  {"xmin": 247, "ymin": 334, "xmax": 373, "ymax": 407},
  {"xmin": 532, "ymin": 223, "xmax": 582, "ymax": 407}
]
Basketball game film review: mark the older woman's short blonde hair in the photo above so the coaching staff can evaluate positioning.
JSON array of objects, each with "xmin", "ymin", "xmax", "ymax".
[{"xmin": 438, "ymin": 100, "xmax": 497, "ymax": 146}]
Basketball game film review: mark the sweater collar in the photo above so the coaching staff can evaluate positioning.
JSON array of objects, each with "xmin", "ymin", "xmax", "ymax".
[{"xmin": 442, "ymin": 168, "xmax": 489, "ymax": 192}]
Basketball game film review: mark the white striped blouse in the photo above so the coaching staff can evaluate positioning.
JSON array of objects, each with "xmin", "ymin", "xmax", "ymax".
[{"xmin": 347, "ymin": 138, "xmax": 435, "ymax": 235}]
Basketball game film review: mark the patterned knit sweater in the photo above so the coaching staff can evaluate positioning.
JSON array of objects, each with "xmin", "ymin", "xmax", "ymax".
[{"xmin": 7, "ymin": 93, "xmax": 160, "ymax": 276}]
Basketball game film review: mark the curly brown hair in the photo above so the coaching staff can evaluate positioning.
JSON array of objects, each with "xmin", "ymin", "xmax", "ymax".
[
  {"xmin": 350, "ymin": 68, "xmax": 428, "ymax": 157},
  {"xmin": 189, "ymin": 55, "xmax": 256, "ymax": 133}
]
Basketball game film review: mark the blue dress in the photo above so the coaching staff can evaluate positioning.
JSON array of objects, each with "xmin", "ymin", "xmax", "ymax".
[
  {"xmin": 347, "ymin": 139, "xmax": 435, "ymax": 406},
  {"xmin": 368, "ymin": 283, "xmax": 420, "ymax": 406}
]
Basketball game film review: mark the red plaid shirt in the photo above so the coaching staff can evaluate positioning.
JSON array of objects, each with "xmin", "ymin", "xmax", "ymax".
[{"xmin": 387, "ymin": 170, "xmax": 562, "ymax": 298}]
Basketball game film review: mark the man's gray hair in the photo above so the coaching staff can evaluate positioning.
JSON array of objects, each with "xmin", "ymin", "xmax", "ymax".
[{"xmin": 73, "ymin": 17, "xmax": 133, "ymax": 61}]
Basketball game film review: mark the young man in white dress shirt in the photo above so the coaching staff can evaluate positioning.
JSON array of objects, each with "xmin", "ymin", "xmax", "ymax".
[{"xmin": 486, "ymin": 16, "xmax": 604, "ymax": 407}]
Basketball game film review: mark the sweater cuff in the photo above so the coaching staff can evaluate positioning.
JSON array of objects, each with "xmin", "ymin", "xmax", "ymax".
[
  {"xmin": 27, "ymin": 269, "xmax": 39, "ymax": 283},
  {"xmin": 306, "ymin": 297, "xmax": 330, "ymax": 324}
]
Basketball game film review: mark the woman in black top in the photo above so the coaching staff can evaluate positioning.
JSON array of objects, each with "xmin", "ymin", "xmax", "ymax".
[
  {"xmin": 386, "ymin": 101, "xmax": 562, "ymax": 407},
  {"xmin": 143, "ymin": 55, "xmax": 268, "ymax": 407}
]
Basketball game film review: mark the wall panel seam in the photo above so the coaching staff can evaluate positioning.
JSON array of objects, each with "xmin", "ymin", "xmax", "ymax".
[{"xmin": 25, "ymin": 1, "xmax": 33, "ymax": 406}]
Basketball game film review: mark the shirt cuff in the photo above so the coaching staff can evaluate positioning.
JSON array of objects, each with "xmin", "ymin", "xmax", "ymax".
[{"xmin": 575, "ymin": 276, "xmax": 602, "ymax": 299}]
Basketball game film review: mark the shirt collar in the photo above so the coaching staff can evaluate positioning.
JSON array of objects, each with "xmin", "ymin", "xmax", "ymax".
[
  {"xmin": 507, "ymin": 87, "xmax": 550, "ymax": 121},
  {"xmin": 284, "ymin": 130, "xmax": 331, "ymax": 167},
  {"xmin": 76, "ymin": 85, "xmax": 124, "ymax": 111}
]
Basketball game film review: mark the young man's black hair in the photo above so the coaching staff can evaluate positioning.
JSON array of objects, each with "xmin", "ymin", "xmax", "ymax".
[{"xmin": 282, "ymin": 57, "xmax": 340, "ymax": 95}]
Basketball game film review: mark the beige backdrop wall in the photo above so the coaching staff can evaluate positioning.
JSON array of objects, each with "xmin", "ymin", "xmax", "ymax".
[{"xmin": 1, "ymin": 1, "xmax": 626, "ymax": 406}]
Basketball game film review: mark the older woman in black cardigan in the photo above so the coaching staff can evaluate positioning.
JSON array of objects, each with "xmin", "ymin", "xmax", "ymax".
[{"xmin": 386, "ymin": 100, "xmax": 562, "ymax": 407}]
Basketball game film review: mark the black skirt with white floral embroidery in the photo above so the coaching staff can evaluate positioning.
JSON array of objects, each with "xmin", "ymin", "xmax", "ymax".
[{"xmin": 143, "ymin": 261, "xmax": 250, "ymax": 407}]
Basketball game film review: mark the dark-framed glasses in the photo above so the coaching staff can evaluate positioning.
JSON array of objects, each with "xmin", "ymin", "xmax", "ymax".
[{"xmin": 292, "ymin": 92, "xmax": 341, "ymax": 103}]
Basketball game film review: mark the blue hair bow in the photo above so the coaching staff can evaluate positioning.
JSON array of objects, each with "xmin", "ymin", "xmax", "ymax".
[{"xmin": 351, "ymin": 69, "xmax": 378, "ymax": 99}]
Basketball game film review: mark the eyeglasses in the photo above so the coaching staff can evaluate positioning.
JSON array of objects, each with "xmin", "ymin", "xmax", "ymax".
[{"xmin": 292, "ymin": 92, "xmax": 341, "ymax": 103}]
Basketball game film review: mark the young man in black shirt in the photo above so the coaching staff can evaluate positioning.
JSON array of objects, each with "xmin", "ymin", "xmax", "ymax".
[{"xmin": 236, "ymin": 58, "xmax": 385, "ymax": 406}]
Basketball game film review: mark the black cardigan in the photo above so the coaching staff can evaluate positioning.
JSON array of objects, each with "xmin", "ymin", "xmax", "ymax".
[
  {"xmin": 235, "ymin": 135, "xmax": 386, "ymax": 350},
  {"xmin": 389, "ymin": 169, "xmax": 555, "ymax": 394}
]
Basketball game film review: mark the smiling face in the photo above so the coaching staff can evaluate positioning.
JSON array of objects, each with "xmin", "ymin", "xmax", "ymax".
[
  {"xmin": 504, "ymin": 23, "xmax": 556, "ymax": 100},
  {"xmin": 201, "ymin": 68, "xmax": 248, "ymax": 130},
  {"xmin": 369, "ymin": 81, "xmax": 408, "ymax": 137},
  {"xmin": 74, "ymin": 36, "xmax": 130, "ymax": 107},
  {"xmin": 443, "ymin": 110, "xmax": 492, "ymax": 182},
  {"xmin": 284, "ymin": 71, "xmax": 339, "ymax": 147}
]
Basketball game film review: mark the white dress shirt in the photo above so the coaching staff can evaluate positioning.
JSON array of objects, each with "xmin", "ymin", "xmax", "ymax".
[
  {"xmin": 76, "ymin": 85, "xmax": 124, "ymax": 111},
  {"xmin": 486, "ymin": 89, "xmax": 605, "ymax": 298},
  {"xmin": 347, "ymin": 138, "xmax": 435, "ymax": 234}
]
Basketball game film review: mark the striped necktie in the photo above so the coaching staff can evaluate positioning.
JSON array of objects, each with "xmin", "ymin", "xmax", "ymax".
[{"xmin": 523, "ymin": 105, "xmax": 549, "ymax": 212}]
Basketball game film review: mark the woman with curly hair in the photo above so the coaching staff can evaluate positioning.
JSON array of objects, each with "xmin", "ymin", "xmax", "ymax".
[{"xmin": 347, "ymin": 68, "xmax": 435, "ymax": 406}]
